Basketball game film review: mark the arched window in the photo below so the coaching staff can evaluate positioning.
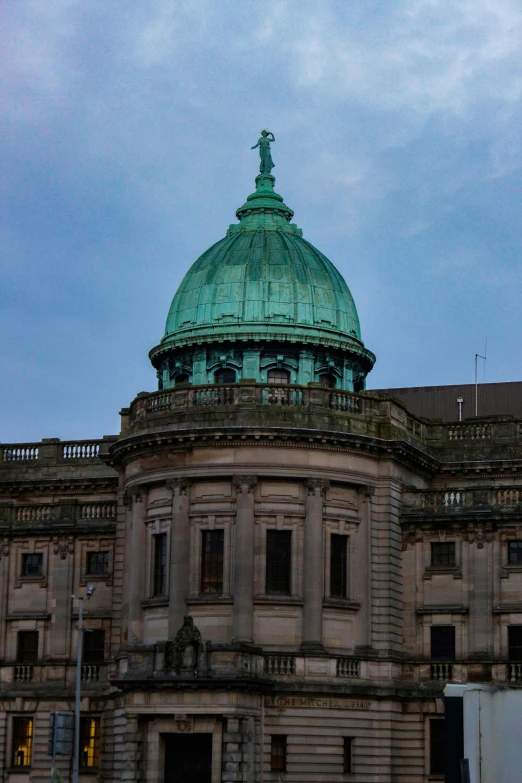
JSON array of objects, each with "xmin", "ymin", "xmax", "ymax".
[
  {"xmin": 319, "ymin": 373, "xmax": 336, "ymax": 388},
  {"xmin": 267, "ymin": 369, "xmax": 290, "ymax": 384},
  {"xmin": 175, "ymin": 374, "xmax": 189, "ymax": 385},
  {"xmin": 214, "ymin": 368, "xmax": 236, "ymax": 384}
]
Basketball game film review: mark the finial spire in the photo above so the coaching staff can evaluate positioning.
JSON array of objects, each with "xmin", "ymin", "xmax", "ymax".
[{"xmin": 251, "ymin": 130, "xmax": 275, "ymax": 174}]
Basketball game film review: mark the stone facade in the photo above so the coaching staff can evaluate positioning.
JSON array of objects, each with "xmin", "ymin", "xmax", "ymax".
[{"xmin": 1, "ymin": 392, "xmax": 521, "ymax": 781}]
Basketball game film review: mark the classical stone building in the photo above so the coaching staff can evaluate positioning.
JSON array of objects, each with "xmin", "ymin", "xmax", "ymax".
[{"xmin": 1, "ymin": 165, "xmax": 521, "ymax": 783}]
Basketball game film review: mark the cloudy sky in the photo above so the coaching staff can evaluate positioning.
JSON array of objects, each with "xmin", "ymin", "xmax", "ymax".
[{"xmin": 2, "ymin": 0, "xmax": 522, "ymax": 442}]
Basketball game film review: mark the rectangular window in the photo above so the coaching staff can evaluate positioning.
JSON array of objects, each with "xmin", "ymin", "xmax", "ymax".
[
  {"xmin": 266, "ymin": 531, "xmax": 291, "ymax": 594},
  {"xmin": 343, "ymin": 736, "xmax": 353, "ymax": 774},
  {"xmin": 86, "ymin": 551, "xmax": 109, "ymax": 575},
  {"xmin": 22, "ymin": 553, "xmax": 43, "ymax": 577},
  {"xmin": 153, "ymin": 533, "xmax": 167, "ymax": 596},
  {"xmin": 508, "ymin": 626, "xmax": 522, "ymax": 661},
  {"xmin": 431, "ymin": 626, "xmax": 456, "ymax": 661},
  {"xmin": 429, "ymin": 719, "xmax": 444, "ymax": 775},
  {"xmin": 80, "ymin": 717, "xmax": 101, "ymax": 769},
  {"xmin": 331, "ymin": 534, "xmax": 348, "ymax": 598},
  {"xmin": 12, "ymin": 717, "xmax": 33, "ymax": 768},
  {"xmin": 508, "ymin": 541, "xmax": 522, "ymax": 565},
  {"xmin": 83, "ymin": 630, "xmax": 105, "ymax": 664},
  {"xmin": 431, "ymin": 542, "xmax": 456, "ymax": 567},
  {"xmin": 17, "ymin": 631, "xmax": 38, "ymax": 664},
  {"xmin": 201, "ymin": 530, "xmax": 224, "ymax": 594},
  {"xmin": 270, "ymin": 735, "xmax": 287, "ymax": 772}
]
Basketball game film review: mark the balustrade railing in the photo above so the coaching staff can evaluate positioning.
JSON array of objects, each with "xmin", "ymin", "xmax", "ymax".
[
  {"xmin": 447, "ymin": 423, "xmax": 491, "ymax": 441},
  {"xmin": 81, "ymin": 664, "xmax": 101, "ymax": 682},
  {"xmin": 193, "ymin": 386, "xmax": 235, "ymax": 406},
  {"xmin": 62, "ymin": 442, "xmax": 100, "ymax": 459},
  {"xmin": 498, "ymin": 489, "xmax": 522, "ymax": 507},
  {"xmin": 509, "ymin": 663, "xmax": 522, "ymax": 682},
  {"xmin": 80, "ymin": 503, "xmax": 117, "ymax": 520},
  {"xmin": 16, "ymin": 505, "xmax": 54, "ymax": 522},
  {"xmin": 430, "ymin": 662, "xmax": 453, "ymax": 681},
  {"xmin": 13, "ymin": 665, "xmax": 34, "ymax": 682},
  {"xmin": 336, "ymin": 658, "xmax": 360, "ymax": 678},
  {"xmin": 264, "ymin": 654, "xmax": 296, "ymax": 676},
  {"xmin": 2, "ymin": 445, "xmax": 39, "ymax": 462},
  {"xmin": 329, "ymin": 391, "xmax": 361, "ymax": 413}
]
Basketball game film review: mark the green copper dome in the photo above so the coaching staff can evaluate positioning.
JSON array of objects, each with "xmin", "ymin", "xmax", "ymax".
[{"xmin": 151, "ymin": 174, "xmax": 373, "ymax": 363}]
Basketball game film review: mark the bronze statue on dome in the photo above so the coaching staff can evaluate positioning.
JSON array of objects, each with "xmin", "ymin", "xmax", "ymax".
[{"xmin": 251, "ymin": 130, "xmax": 275, "ymax": 174}]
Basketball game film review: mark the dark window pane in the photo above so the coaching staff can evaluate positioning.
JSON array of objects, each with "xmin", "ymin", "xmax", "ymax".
[
  {"xmin": 431, "ymin": 626, "xmax": 455, "ymax": 660},
  {"xmin": 508, "ymin": 626, "xmax": 522, "ymax": 661},
  {"xmin": 86, "ymin": 551, "xmax": 109, "ymax": 575},
  {"xmin": 343, "ymin": 737, "xmax": 353, "ymax": 774},
  {"xmin": 83, "ymin": 630, "xmax": 105, "ymax": 664},
  {"xmin": 330, "ymin": 534, "xmax": 348, "ymax": 598},
  {"xmin": 201, "ymin": 530, "xmax": 224, "ymax": 594},
  {"xmin": 215, "ymin": 369, "xmax": 236, "ymax": 384},
  {"xmin": 267, "ymin": 369, "xmax": 290, "ymax": 384},
  {"xmin": 266, "ymin": 531, "xmax": 291, "ymax": 594},
  {"xmin": 17, "ymin": 632, "xmax": 38, "ymax": 664},
  {"xmin": 431, "ymin": 542, "xmax": 456, "ymax": 567},
  {"xmin": 508, "ymin": 541, "xmax": 522, "ymax": 565},
  {"xmin": 320, "ymin": 373, "xmax": 336, "ymax": 388},
  {"xmin": 22, "ymin": 553, "xmax": 43, "ymax": 576},
  {"xmin": 153, "ymin": 533, "xmax": 167, "ymax": 596},
  {"xmin": 80, "ymin": 717, "xmax": 101, "ymax": 768},
  {"xmin": 270, "ymin": 735, "xmax": 287, "ymax": 772},
  {"xmin": 175, "ymin": 374, "xmax": 189, "ymax": 385},
  {"xmin": 12, "ymin": 717, "xmax": 33, "ymax": 768},
  {"xmin": 429, "ymin": 719, "xmax": 444, "ymax": 775}
]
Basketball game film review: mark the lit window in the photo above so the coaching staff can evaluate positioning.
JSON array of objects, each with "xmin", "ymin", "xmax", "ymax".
[
  {"xmin": 429, "ymin": 719, "xmax": 444, "ymax": 776},
  {"xmin": 267, "ymin": 369, "xmax": 290, "ymax": 384},
  {"xmin": 17, "ymin": 631, "xmax": 38, "ymax": 664},
  {"xmin": 22, "ymin": 553, "xmax": 43, "ymax": 577},
  {"xmin": 12, "ymin": 717, "xmax": 33, "ymax": 768},
  {"xmin": 508, "ymin": 541, "xmax": 522, "ymax": 565},
  {"xmin": 266, "ymin": 531, "xmax": 291, "ymax": 594},
  {"xmin": 153, "ymin": 533, "xmax": 167, "ymax": 596},
  {"xmin": 330, "ymin": 534, "xmax": 348, "ymax": 599},
  {"xmin": 431, "ymin": 626, "xmax": 455, "ymax": 661},
  {"xmin": 80, "ymin": 717, "xmax": 101, "ymax": 769},
  {"xmin": 215, "ymin": 369, "xmax": 236, "ymax": 384},
  {"xmin": 343, "ymin": 736, "xmax": 353, "ymax": 773},
  {"xmin": 270, "ymin": 735, "xmax": 287, "ymax": 772},
  {"xmin": 86, "ymin": 551, "xmax": 109, "ymax": 575},
  {"xmin": 201, "ymin": 530, "xmax": 224, "ymax": 594},
  {"xmin": 431, "ymin": 543, "xmax": 456, "ymax": 567}
]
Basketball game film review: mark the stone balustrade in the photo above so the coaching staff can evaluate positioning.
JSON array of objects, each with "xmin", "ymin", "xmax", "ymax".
[
  {"xmin": 0, "ymin": 502, "xmax": 117, "ymax": 529},
  {"xmin": 0, "ymin": 437, "xmax": 115, "ymax": 466},
  {"xmin": 402, "ymin": 487, "xmax": 522, "ymax": 513}
]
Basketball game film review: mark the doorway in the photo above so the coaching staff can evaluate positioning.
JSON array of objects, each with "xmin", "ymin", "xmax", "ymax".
[{"xmin": 164, "ymin": 733, "xmax": 212, "ymax": 783}]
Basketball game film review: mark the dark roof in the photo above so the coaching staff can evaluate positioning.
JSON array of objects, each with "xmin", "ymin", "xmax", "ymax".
[{"xmin": 371, "ymin": 381, "xmax": 522, "ymax": 421}]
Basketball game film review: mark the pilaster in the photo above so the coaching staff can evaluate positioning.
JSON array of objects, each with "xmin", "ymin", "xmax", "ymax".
[
  {"xmin": 301, "ymin": 478, "xmax": 329, "ymax": 652},
  {"xmin": 167, "ymin": 478, "xmax": 191, "ymax": 638},
  {"xmin": 127, "ymin": 486, "xmax": 148, "ymax": 645},
  {"xmin": 232, "ymin": 475, "xmax": 258, "ymax": 644}
]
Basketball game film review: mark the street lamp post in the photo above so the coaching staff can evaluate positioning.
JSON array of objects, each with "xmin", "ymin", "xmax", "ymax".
[{"xmin": 72, "ymin": 585, "xmax": 95, "ymax": 783}]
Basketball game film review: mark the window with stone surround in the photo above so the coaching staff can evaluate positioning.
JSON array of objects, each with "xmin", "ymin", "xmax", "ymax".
[
  {"xmin": 343, "ymin": 736, "xmax": 353, "ymax": 773},
  {"xmin": 86, "ymin": 551, "xmax": 109, "ymax": 576},
  {"xmin": 429, "ymin": 719, "xmax": 444, "ymax": 776},
  {"xmin": 152, "ymin": 533, "xmax": 168, "ymax": 596},
  {"xmin": 267, "ymin": 368, "xmax": 290, "ymax": 384},
  {"xmin": 507, "ymin": 541, "xmax": 522, "ymax": 565},
  {"xmin": 201, "ymin": 530, "xmax": 224, "ymax": 594},
  {"xmin": 16, "ymin": 631, "xmax": 38, "ymax": 664},
  {"xmin": 270, "ymin": 735, "xmax": 287, "ymax": 772},
  {"xmin": 431, "ymin": 542, "xmax": 456, "ymax": 567},
  {"xmin": 430, "ymin": 626, "xmax": 455, "ymax": 660},
  {"xmin": 320, "ymin": 373, "xmax": 336, "ymax": 388},
  {"xmin": 330, "ymin": 534, "xmax": 348, "ymax": 598},
  {"xmin": 80, "ymin": 717, "xmax": 101, "ymax": 769},
  {"xmin": 508, "ymin": 626, "xmax": 522, "ymax": 661},
  {"xmin": 215, "ymin": 368, "xmax": 236, "ymax": 384},
  {"xmin": 22, "ymin": 553, "xmax": 43, "ymax": 577},
  {"xmin": 11, "ymin": 717, "xmax": 33, "ymax": 768},
  {"xmin": 266, "ymin": 531, "xmax": 291, "ymax": 594}
]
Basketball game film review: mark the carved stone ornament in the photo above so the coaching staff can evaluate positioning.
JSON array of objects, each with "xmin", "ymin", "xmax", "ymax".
[
  {"xmin": 128, "ymin": 487, "xmax": 144, "ymax": 504},
  {"xmin": 174, "ymin": 714, "xmax": 193, "ymax": 733},
  {"xmin": 171, "ymin": 616, "xmax": 203, "ymax": 675},
  {"xmin": 363, "ymin": 484, "xmax": 376, "ymax": 499},
  {"xmin": 166, "ymin": 478, "xmax": 190, "ymax": 496},
  {"xmin": 305, "ymin": 478, "xmax": 330, "ymax": 495},
  {"xmin": 123, "ymin": 491, "xmax": 132, "ymax": 509},
  {"xmin": 232, "ymin": 475, "xmax": 258, "ymax": 493},
  {"xmin": 0, "ymin": 538, "xmax": 9, "ymax": 561},
  {"xmin": 53, "ymin": 535, "xmax": 74, "ymax": 560},
  {"xmin": 402, "ymin": 524, "xmax": 418, "ymax": 551},
  {"xmin": 466, "ymin": 522, "xmax": 493, "ymax": 548}
]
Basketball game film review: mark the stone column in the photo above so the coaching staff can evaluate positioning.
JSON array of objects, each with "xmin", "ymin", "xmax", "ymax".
[
  {"xmin": 167, "ymin": 478, "xmax": 191, "ymax": 638},
  {"xmin": 301, "ymin": 479, "xmax": 329, "ymax": 652},
  {"xmin": 358, "ymin": 485, "xmax": 374, "ymax": 651},
  {"xmin": 127, "ymin": 487, "xmax": 147, "ymax": 645},
  {"xmin": 232, "ymin": 475, "xmax": 258, "ymax": 644}
]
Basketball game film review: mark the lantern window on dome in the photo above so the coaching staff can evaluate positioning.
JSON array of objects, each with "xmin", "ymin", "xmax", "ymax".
[
  {"xmin": 267, "ymin": 369, "xmax": 290, "ymax": 385},
  {"xmin": 215, "ymin": 369, "xmax": 236, "ymax": 384}
]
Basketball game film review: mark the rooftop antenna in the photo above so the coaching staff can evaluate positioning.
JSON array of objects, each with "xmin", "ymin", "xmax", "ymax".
[{"xmin": 474, "ymin": 339, "xmax": 487, "ymax": 417}]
